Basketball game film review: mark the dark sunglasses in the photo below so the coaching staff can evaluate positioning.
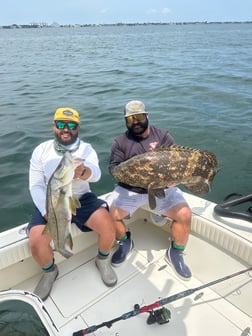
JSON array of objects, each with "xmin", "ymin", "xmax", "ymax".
[
  {"xmin": 125, "ymin": 113, "xmax": 146, "ymax": 125},
  {"xmin": 55, "ymin": 120, "xmax": 78, "ymax": 131}
]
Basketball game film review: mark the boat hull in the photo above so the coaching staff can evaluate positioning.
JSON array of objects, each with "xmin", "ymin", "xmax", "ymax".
[{"xmin": 0, "ymin": 192, "xmax": 251, "ymax": 336}]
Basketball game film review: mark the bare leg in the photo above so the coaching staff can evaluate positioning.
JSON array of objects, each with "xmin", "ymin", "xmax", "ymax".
[
  {"xmin": 163, "ymin": 203, "xmax": 192, "ymax": 246},
  {"xmin": 109, "ymin": 205, "xmax": 129, "ymax": 239},
  {"xmin": 85, "ymin": 207, "xmax": 116, "ymax": 252},
  {"xmin": 163, "ymin": 202, "xmax": 192, "ymax": 281},
  {"xmin": 29, "ymin": 225, "xmax": 54, "ymax": 267}
]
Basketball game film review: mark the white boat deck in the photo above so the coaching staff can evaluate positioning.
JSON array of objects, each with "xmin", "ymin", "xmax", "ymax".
[{"xmin": 1, "ymin": 193, "xmax": 252, "ymax": 336}]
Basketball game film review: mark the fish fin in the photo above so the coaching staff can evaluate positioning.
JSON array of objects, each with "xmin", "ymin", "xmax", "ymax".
[
  {"xmin": 42, "ymin": 224, "xmax": 50, "ymax": 236},
  {"xmin": 69, "ymin": 195, "xmax": 81, "ymax": 215},
  {"xmin": 148, "ymin": 188, "xmax": 165, "ymax": 209},
  {"xmin": 66, "ymin": 232, "xmax": 73, "ymax": 250},
  {"xmin": 56, "ymin": 233, "xmax": 74, "ymax": 259},
  {"xmin": 148, "ymin": 192, "xmax": 157, "ymax": 210},
  {"xmin": 148, "ymin": 184, "xmax": 157, "ymax": 210},
  {"xmin": 184, "ymin": 178, "xmax": 210, "ymax": 194},
  {"xmin": 153, "ymin": 188, "xmax": 165, "ymax": 199},
  {"xmin": 58, "ymin": 247, "xmax": 73, "ymax": 259}
]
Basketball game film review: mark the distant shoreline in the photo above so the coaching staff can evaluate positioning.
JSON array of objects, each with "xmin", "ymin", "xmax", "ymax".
[{"xmin": 1, "ymin": 21, "xmax": 252, "ymax": 29}]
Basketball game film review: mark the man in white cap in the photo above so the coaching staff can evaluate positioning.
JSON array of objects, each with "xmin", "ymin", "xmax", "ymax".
[{"xmin": 108, "ymin": 100, "xmax": 192, "ymax": 281}]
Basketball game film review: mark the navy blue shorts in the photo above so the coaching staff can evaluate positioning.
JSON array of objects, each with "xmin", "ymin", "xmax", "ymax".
[{"xmin": 27, "ymin": 192, "xmax": 108, "ymax": 233}]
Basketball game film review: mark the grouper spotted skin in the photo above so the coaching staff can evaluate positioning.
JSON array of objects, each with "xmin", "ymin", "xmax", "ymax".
[
  {"xmin": 111, "ymin": 145, "xmax": 219, "ymax": 210},
  {"xmin": 43, "ymin": 151, "xmax": 83, "ymax": 258}
]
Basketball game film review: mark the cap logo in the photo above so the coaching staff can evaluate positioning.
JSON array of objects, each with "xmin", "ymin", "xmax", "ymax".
[{"xmin": 62, "ymin": 110, "xmax": 74, "ymax": 116}]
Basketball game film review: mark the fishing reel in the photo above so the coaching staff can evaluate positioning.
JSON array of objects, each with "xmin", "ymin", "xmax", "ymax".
[{"xmin": 146, "ymin": 307, "xmax": 171, "ymax": 325}]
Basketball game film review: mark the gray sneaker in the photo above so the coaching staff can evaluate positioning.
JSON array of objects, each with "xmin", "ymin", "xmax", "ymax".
[
  {"xmin": 95, "ymin": 256, "xmax": 118, "ymax": 287},
  {"xmin": 34, "ymin": 265, "xmax": 59, "ymax": 300}
]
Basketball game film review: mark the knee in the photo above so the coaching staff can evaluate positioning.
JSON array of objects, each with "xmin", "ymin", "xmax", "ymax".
[
  {"xmin": 109, "ymin": 206, "xmax": 129, "ymax": 222},
  {"xmin": 29, "ymin": 234, "xmax": 40, "ymax": 255},
  {"xmin": 177, "ymin": 207, "xmax": 192, "ymax": 228},
  {"xmin": 183, "ymin": 207, "xmax": 192, "ymax": 223},
  {"xmin": 28, "ymin": 227, "xmax": 51, "ymax": 254},
  {"xmin": 98, "ymin": 213, "xmax": 117, "ymax": 238},
  {"xmin": 103, "ymin": 221, "xmax": 117, "ymax": 239}
]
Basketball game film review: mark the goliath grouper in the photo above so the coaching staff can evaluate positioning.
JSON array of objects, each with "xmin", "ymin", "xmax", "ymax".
[{"xmin": 111, "ymin": 145, "xmax": 219, "ymax": 210}]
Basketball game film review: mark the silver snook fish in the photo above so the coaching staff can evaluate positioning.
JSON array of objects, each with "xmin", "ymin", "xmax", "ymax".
[{"xmin": 43, "ymin": 151, "xmax": 83, "ymax": 258}]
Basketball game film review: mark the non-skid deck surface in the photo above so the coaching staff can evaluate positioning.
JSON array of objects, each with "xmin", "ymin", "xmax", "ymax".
[{"xmin": 35, "ymin": 219, "xmax": 252, "ymax": 336}]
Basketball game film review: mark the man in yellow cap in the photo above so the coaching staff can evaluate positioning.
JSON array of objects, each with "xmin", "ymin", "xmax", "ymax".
[{"xmin": 28, "ymin": 107, "xmax": 119, "ymax": 300}]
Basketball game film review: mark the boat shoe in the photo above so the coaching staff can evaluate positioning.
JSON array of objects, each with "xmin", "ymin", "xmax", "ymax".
[
  {"xmin": 165, "ymin": 246, "xmax": 192, "ymax": 281},
  {"xmin": 111, "ymin": 231, "xmax": 134, "ymax": 267},
  {"xmin": 95, "ymin": 256, "xmax": 118, "ymax": 287},
  {"xmin": 34, "ymin": 265, "xmax": 59, "ymax": 300}
]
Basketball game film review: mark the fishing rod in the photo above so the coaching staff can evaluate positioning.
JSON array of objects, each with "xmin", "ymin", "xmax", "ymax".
[{"xmin": 73, "ymin": 266, "xmax": 252, "ymax": 336}]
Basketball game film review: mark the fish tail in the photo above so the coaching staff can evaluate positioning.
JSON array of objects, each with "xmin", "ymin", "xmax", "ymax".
[{"xmin": 57, "ymin": 248, "xmax": 73, "ymax": 259}]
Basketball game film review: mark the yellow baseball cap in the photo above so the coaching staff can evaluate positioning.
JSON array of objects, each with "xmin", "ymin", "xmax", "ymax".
[{"xmin": 54, "ymin": 107, "xmax": 80, "ymax": 124}]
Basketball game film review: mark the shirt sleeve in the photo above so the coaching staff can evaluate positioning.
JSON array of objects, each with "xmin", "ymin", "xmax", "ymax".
[
  {"xmin": 81, "ymin": 143, "xmax": 101, "ymax": 182},
  {"xmin": 160, "ymin": 130, "xmax": 176, "ymax": 146},
  {"xmin": 108, "ymin": 138, "xmax": 126, "ymax": 174},
  {"xmin": 29, "ymin": 147, "xmax": 47, "ymax": 216}
]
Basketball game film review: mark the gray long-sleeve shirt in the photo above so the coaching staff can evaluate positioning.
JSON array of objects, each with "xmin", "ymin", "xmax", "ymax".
[{"xmin": 109, "ymin": 125, "xmax": 175, "ymax": 192}]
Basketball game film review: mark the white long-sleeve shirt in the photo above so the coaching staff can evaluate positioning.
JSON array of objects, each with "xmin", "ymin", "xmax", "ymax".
[{"xmin": 29, "ymin": 139, "xmax": 101, "ymax": 216}]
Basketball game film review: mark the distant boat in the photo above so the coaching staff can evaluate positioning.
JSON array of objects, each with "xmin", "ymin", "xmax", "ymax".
[{"xmin": 0, "ymin": 192, "xmax": 251, "ymax": 336}]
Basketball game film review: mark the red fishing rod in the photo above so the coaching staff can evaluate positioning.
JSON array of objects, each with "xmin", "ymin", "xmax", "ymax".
[{"xmin": 73, "ymin": 266, "xmax": 252, "ymax": 336}]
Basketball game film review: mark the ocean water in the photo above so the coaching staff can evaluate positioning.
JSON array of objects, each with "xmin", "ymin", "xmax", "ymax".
[{"xmin": 0, "ymin": 23, "xmax": 251, "ymax": 232}]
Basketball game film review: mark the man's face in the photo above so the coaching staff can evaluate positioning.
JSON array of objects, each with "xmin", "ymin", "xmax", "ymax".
[
  {"xmin": 53, "ymin": 120, "xmax": 79, "ymax": 145},
  {"xmin": 125, "ymin": 113, "xmax": 149, "ymax": 136}
]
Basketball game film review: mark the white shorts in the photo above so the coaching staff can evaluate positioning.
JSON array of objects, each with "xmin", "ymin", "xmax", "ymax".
[{"xmin": 107, "ymin": 185, "xmax": 188, "ymax": 217}]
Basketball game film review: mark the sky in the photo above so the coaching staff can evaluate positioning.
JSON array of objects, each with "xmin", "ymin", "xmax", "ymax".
[{"xmin": 1, "ymin": 0, "xmax": 252, "ymax": 26}]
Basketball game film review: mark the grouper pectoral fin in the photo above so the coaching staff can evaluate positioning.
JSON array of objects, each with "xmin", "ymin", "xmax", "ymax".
[
  {"xmin": 153, "ymin": 188, "xmax": 165, "ymax": 199},
  {"xmin": 148, "ymin": 188, "xmax": 165, "ymax": 210},
  {"xmin": 184, "ymin": 177, "xmax": 210, "ymax": 194},
  {"xmin": 148, "ymin": 183, "xmax": 157, "ymax": 210}
]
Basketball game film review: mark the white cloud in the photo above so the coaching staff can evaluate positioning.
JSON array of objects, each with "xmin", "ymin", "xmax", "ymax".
[
  {"xmin": 162, "ymin": 7, "xmax": 171, "ymax": 15},
  {"xmin": 146, "ymin": 8, "xmax": 158, "ymax": 15},
  {"xmin": 146, "ymin": 7, "xmax": 171, "ymax": 16},
  {"xmin": 100, "ymin": 8, "xmax": 109, "ymax": 14}
]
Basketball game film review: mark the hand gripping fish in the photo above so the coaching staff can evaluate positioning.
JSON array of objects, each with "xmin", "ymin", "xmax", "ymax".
[
  {"xmin": 43, "ymin": 151, "xmax": 83, "ymax": 258},
  {"xmin": 111, "ymin": 145, "xmax": 219, "ymax": 210}
]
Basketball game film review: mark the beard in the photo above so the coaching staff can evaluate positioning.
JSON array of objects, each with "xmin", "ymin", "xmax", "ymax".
[
  {"xmin": 127, "ymin": 118, "xmax": 149, "ymax": 136},
  {"xmin": 55, "ymin": 130, "xmax": 79, "ymax": 146}
]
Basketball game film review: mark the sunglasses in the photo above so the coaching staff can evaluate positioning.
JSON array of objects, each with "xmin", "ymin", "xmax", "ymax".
[
  {"xmin": 55, "ymin": 121, "xmax": 78, "ymax": 131},
  {"xmin": 125, "ymin": 113, "xmax": 146, "ymax": 125}
]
